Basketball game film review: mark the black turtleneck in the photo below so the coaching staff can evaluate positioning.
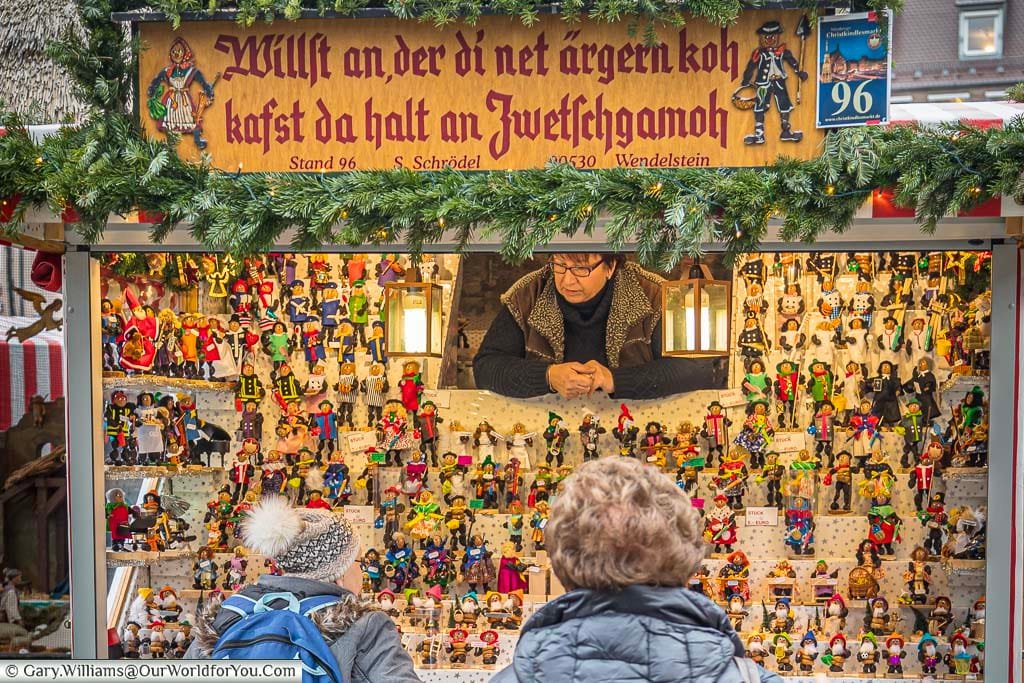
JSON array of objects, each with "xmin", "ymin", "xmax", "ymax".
[{"xmin": 474, "ymin": 270, "xmax": 723, "ymax": 399}]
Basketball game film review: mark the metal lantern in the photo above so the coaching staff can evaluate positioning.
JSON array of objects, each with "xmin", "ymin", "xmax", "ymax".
[
  {"xmin": 662, "ymin": 260, "xmax": 731, "ymax": 357},
  {"xmin": 383, "ymin": 281, "xmax": 443, "ymax": 357}
]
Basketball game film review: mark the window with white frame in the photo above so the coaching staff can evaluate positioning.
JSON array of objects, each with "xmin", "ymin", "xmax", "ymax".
[{"xmin": 959, "ymin": 8, "xmax": 1003, "ymax": 59}]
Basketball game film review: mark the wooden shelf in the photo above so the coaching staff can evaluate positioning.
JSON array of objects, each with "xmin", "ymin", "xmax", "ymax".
[
  {"xmin": 102, "ymin": 372, "xmax": 235, "ymax": 392},
  {"xmin": 105, "ymin": 465, "xmax": 225, "ymax": 480}
]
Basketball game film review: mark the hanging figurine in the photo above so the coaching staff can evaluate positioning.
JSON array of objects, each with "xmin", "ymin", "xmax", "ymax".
[
  {"xmin": 778, "ymin": 318, "xmax": 806, "ymax": 355},
  {"xmin": 376, "ymin": 253, "xmax": 405, "ymax": 286},
  {"xmin": 903, "ymin": 357, "xmax": 940, "ymax": 423},
  {"xmin": 318, "ymin": 282, "xmax": 343, "ymax": 345},
  {"xmin": 505, "ymin": 423, "xmax": 535, "ymax": 470},
  {"xmin": 271, "ymin": 362, "xmax": 303, "ymax": 411},
  {"xmin": 418, "ymin": 401, "xmax": 444, "ymax": 467},
  {"xmin": 700, "ymin": 401, "xmax": 732, "ymax": 467},
  {"xmin": 285, "ymin": 279, "xmax": 311, "ymax": 340},
  {"xmin": 774, "ymin": 360, "xmax": 802, "ymax": 430},
  {"xmin": 263, "ymin": 321, "xmax": 293, "ymax": 370},
  {"xmin": 332, "ymin": 362, "xmax": 359, "ymax": 429},
  {"xmin": 741, "ymin": 359, "xmax": 771, "ymax": 403},
  {"xmin": 816, "ymin": 276, "xmax": 846, "ymax": 343},
  {"xmin": 777, "ymin": 282, "xmax": 805, "ymax": 320},
  {"xmin": 579, "ymin": 413, "xmax": 605, "ymax": 462},
  {"xmin": 613, "ymin": 404, "xmax": 639, "ymax": 458},
  {"xmin": 837, "ymin": 361, "xmax": 865, "ymax": 426},
  {"xmin": 377, "ymin": 400, "xmax": 413, "ymax": 467},
  {"xmin": 847, "ymin": 398, "xmax": 881, "ymax": 470},
  {"xmin": 808, "ymin": 310, "xmax": 839, "ymax": 370},
  {"xmin": 737, "ymin": 312, "xmax": 771, "ymax": 360},
  {"xmin": 347, "ymin": 279, "xmax": 370, "ymax": 346},
  {"xmin": 823, "ymin": 450, "xmax": 853, "ymax": 513},
  {"xmin": 367, "ymin": 321, "xmax": 387, "ymax": 366},
  {"xmin": 743, "ymin": 281, "xmax": 768, "ymax": 322},
  {"xmin": 361, "ymin": 363, "xmax": 390, "ymax": 427},
  {"xmin": 876, "ymin": 316, "xmax": 904, "ymax": 368},
  {"xmin": 473, "ymin": 420, "xmax": 501, "ymax": 465},
  {"xmin": 398, "ymin": 361, "xmax": 424, "ymax": 420},
  {"xmin": 864, "ymin": 360, "xmax": 903, "ymax": 427},
  {"xmin": 734, "ymin": 400, "xmax": 774, "ymax": 469},
  {"xmin": 337, "ymin": 318, "xmax": 357, "ymax": 364},
  {"xmin": 805, "ymin": 359, "xmax": 834, "ymax": 410},
  {"xmin": 809, "ymin": 399, "xmax": 838, "ymax": 467}
]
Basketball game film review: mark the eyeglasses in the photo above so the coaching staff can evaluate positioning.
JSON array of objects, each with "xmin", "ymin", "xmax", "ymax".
[{"xmin": 549, "ymin": 259, "xmax": 604, "ymax": 277}]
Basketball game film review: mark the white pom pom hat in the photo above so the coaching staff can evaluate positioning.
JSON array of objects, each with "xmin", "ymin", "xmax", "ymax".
[{"xmin": 242, "ymin": 495, "xmax": 358, "ymax": 583}]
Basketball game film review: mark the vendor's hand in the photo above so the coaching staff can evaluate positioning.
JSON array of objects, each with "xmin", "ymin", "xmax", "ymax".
[
  {"xmin": 582, "ymin": 360, "xmax": 615, "ymax": 395},
  {"xmin": 546, "ymin": 362, "xmax": 595, "ymax": 399}
]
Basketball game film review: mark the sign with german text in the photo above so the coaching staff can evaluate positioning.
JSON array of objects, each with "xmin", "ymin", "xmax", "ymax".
[
  {"xmin": 743, "ymin": 507, "xmax": 779, "ymax": 527},
  {"xmin": 137, "ymin": 11, "xmax": 822, "ymax": 171},
  {"xmin": 816, "ymin": 11, "xmax": 891, "ymax": 128}
]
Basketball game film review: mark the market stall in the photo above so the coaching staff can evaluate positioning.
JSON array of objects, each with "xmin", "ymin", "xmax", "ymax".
[{"xmin": 0, "ymin": 1, "xmax": 1020, "ymax": 680}]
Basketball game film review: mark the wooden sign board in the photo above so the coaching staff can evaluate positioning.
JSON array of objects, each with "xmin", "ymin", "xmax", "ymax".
[{"xmin": 137, "ymin": 11, "xmax": 822, "ymax": 172}]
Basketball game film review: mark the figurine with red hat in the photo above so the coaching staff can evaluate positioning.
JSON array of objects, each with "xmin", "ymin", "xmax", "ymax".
[
  {"xmin": 377, "ymin": 484, "xmax": 405, "ymax": 545},
  {"xmin": 703, "ymin": 494, "xmax": 738, "ymax": 554},
  {"xmin": 118, "ymin": 288, "xmax": 159, "ymax": 372},
  {"xmin": 823, "ymin": 633, "xmax": 850, "ymax": 672},
  {"xmin": 700, "ymin": 401, "xmax": 732, "ymax": 467},
  {"xmin": 945, "ymin": 632, "xmax": 975, "ymax": 675},
  {"xmin": 612, "ymin": 404, "xmax": 639, "ymax": 458},
  {"xmin": 447, "ymin": 627, "xmax": 470, "ymax": 664},
  {"xmin": 477, "ymin": 629, "xmax": 500, "ymax": 665},
  {"xmin": 375, "ymin": 588, "xmax": 399, "ymax": 617},
  {"xmin": 823, "ymin": 593, "xmax": 848, "ymax": 635},
  {"xmin": 717, "ymin": 550, "xmax": 750, "ymax": 601},
  {"xmin": 230, "ymin": 439, "xmax": 259, "ymax": 504},
  {"xmin": 884, "ymin": 635, "xmax": 906, "ymax": 674},
  {"xmin": 714, "ymin": 450, "xmax": 749, "ymax": 511},
  {"xmin": 775, "ymin": 359, "xmax": 802, "ymax": 430},
  {"xmin": 908, "ymin": 448, "xmax": 939, "ymax": 512}
]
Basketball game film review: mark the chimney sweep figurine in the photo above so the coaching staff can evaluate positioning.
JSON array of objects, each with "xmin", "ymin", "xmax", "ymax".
[
  {"xmin": 739, "ymin": 20, "xmax": 808, "ymax": 145},
  {"xmin": 700, "ymin": 401, "xmax": 732, "ymax": 466}
]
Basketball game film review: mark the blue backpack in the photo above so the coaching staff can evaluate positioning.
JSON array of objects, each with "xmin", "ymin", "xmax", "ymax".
[{"xmin": 211, "ymin": 592, "xmax": 345, "ymax": 683}]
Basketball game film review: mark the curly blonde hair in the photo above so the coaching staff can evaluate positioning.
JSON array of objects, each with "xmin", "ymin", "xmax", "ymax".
[{"xmin": 547, "ymin": 457, "xmax": 705, "ymax": 591}]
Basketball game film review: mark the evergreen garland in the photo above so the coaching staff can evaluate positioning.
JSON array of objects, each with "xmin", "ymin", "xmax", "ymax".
[
  {"xmin": 1, "ymin": 0, "xmax": 1019, "ymax": 268},
  {"xmin": 3, "ymin": 109, "xmax": 1023, "ymax": 268}
]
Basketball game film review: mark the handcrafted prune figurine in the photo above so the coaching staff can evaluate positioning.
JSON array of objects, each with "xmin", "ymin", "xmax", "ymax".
[
  {"xmin": 903, "ymin": 358, "xmax": 940, "ymax": 422},
  {"xmin": 271, "ymin": 362, "xmax": 303, "ymax": 410},
  {"xmin": 473, "ymin": 420, "xmax": 501, "ymax": 464},
  {"xmin": 809, "ymin": 399, "xmax": 838, "ymax": 466},
  {"xmin": 333, "ymin": 362, "xmax": 359, "ymax": 429},
  {"xmin": 502, "ymin": 457, "xmax": 523, "ymax": 509},
  {"xmin": 865, "ymin": 597, "xmax": 894, "ymax": 637},
  {"xmin": 859, "ymin": 446, "xmax": 895, "ymax": 504},
  {"xmin": 757, "ymin": 451, "xmax": 784, "ymax": 508},
  {"xmin": 309, "ymin": 400, "xmax": 338, "ymax": 464},
  {"xmin": 639, "ymin": 421, "xmax": 670, "ymax": 467},
  {"xmin": 361, "ymin": 363, "xmax": 390, "ymax": 426},
  {"xmin": 908, "ymin": 448, "xmax": 938, "ymax": 512},
  {"xmin": 863, "ymin": 361, "xmax": 903, "ymax": 427},
  {"xmin": 867, "ymin": 503, "xmax": 902, "ymax": 556},
  {"xmin": 843, "ymin": 316, "xmax": 870, "ymax": 366},
  {"xmin": 347, "ymin": 279, "xmax": 370, "ymax": 346},
  {"xmin": 884, "ymin": 636, "xmax": 907, "ymax": 675},
  {"xmin": 805, "ymin": 359, "xmax": 834, "ymax": 410},
  {"xmin": 857, "ymin": 633, "xmax": 880, "ymax": 674},
  {"xmin": 612, "ymin": 404, "xmax": 639, "ymax": 458},
  {"xmin": 714, "ymin": 450, "xmax": 749, "ymax": 511},
  {"xmin": 797, "ymin": 632, "xmax": 818, "ymax": 673},
  {"xmin": 826, "ymin": 634, "xmax": 851, "ymax": 673},
  {"xmin": 876, "ymin": 315, "xmax": 904, "ymax": 368},
  {"xmin": 816, "ymin": 276, "xmax": 845, "ymax": 341},
  {"xmin": 530, "ymin": 500, "xmax": 550, "ymax": 551},
  {"xmin": 837, "ymin": 361, "xmax": 865, "ymax": 425},
  {"xmin": 193, "ymin": 546, "xmax": 219, "ymax": 590},
  {"xmin": 579, "ymin": 413, "xmax": 605, "ymax": 461},
  {"xmin": 742, "ymin": 360, "xmax": 771, "ymax": 403},
  {"xmin": 746, "ymin": 634, "xmax": 769, "ymax": 668},
  {"xmin": 848, "ymin": 398, "xmax": 881, "ymax": 469},
  {"xmin": 725, "ymin": 595, "xmax": 748, "ymax": 632},
  {"xmin": 230, "ymin": 439, "xmax": 259, "ymax": 503},
  {"xmin": 784, "ymin": 495, "xmax": 815, "ymax": 556},
  {"xmin": 743, "ymin": 281, "xmax": 767, "ymax": 321},
  {"xmin": 808, "ymin": 310, "xmax": 838, "ymax": 369},
  {"xmin": 917, "ymin": 633, "xmax": 942, "ymax": 675},
  {"xmin": 378, "ymin": 400, "xmax": 412, "ymax": 467},
  {"xmin": 301, "ymin": 321, "xmax": 327, "ymax": 373},
  {"xmin": 824, "ymin": 450, "xmax": 853, "ymax": 512},
  {"xmin": 737, "ymin": 312, "xmax": 771, "ymax": 360},
  {"xmin": 777, "ymin": 282, "xmax": 805, "ymax": 319},
  {"xmin": 543, "ymin": 412, "xmax": 570, "ymax": 467},
  {"xmin": 418, "ymin": 401, "xmax": 444, "ymax": 467},
  {"xmin": 734, "ymin": 400, "xmax": 774, "ymax": 469},
  {"xmin": 264, "ymin": 321, "xmax": 292, "ymax": 370},
  {"xmin": 718, "ymin": 550, "xmax": 751, "ymax": 600},
  {"xmin": 848, "ymin": 275, "xmax": 875, "ymax": 326},
  {"xmin": 505, "ymin": 423, "xmax": 535, "ymax": 470},
  {"xmin": 927, "ymin": 596, "xmax": 954, "ymax": 637},
  {"xmin": 367, "ymin": 321, "xmax": 388, "ymax": 366},
  {"xmin": 770, "ymin": 599, "xmax": 794, "ymax": 634},
  {"xmin": 772, "ymin": 633, "xmax": 794, "ymax": 673},
  {"xmin": 778, "ymin": 318, "xmax": 806, "ymax": 354},
  {"xmin": 398, "ymin": 360, "xmax": 424, "ymax": 417},
  {"xmin": 903, "ymin": 546, "xmax": 932, "ymax": 604},
  {"xmin": 775, "ymin": 360, "xmax": 802, "ymax": 430},
  {"xmin": 104, "ymin": 390, "xmax": 137, "ymax": 465},
  {"xmin": 105, "ymin": 488, "xmax": 134, "ymax": 551},
  {"xmin": 898, "ymin": 397, "xmax": 928, "ymax": 469},
  {"xmin": 703, "ymin": 494, "xmax": 738, "ymax": 553},
  {"xmin": 700, "ymin": 401, "xmax": 732, "ymax": 466},
  {"xmin": 676, "ymin": 444, "xmax": 704, "ymax": 494},
  {"xmin": 823, "ymin": 594, "xmax": 848, "ymax": 636}
]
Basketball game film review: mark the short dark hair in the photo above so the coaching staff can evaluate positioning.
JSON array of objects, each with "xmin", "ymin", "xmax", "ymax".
[{"xmin": 554, "ymin": 253, "xmax": 627, "ymax": 269}]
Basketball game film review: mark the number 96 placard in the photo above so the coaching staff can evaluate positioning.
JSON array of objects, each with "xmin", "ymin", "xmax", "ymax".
[{"xmin": 816, "ymin": 11, "xmax": 892, "ymax": 128}]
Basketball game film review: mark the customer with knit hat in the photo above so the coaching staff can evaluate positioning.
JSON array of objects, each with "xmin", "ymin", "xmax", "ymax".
[{"xmin": 185, "ymin": 496, "xmax": 420, "ymax": 682}]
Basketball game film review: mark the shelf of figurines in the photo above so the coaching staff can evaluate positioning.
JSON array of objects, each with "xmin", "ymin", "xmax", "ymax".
[{"xmin": 102, "ymin": 371, "xmax": 237, "ymax": 392}]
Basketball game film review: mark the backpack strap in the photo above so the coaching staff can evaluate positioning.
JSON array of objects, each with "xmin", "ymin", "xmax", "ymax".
[
  {"xmin": 733, "ymin": 656, "xmax": 760, "ymax": 683},
  {"xmin": 220, "ymin": 594, "xmax": 258, "ymax": 618},
  {"xmin": 298, "ymin": 595, "xmax": 344, "ymax": 617}
]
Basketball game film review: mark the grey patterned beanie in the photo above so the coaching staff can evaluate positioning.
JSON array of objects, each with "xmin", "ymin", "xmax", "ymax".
[{"xmin": 241, "ymin": 495, "xmax": 358, "ymax": 582}]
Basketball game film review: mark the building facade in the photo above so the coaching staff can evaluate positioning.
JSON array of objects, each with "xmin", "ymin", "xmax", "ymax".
[{"xmin": 891, "ymin": 0, "xmax": 1024, "ymax": 103}]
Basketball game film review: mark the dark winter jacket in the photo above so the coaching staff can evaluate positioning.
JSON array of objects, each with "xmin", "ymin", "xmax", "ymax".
[
  {"xmin": 490, "ymin": 585, "xmax": 781, "ymax": 683},
  {"xmin": 184, "ymin": 574, "xmax": 421, "ymax": 683}
]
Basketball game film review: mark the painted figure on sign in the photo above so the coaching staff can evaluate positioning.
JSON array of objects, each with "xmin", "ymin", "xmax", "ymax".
[
  {"xmin": 146, "ymin": 38, "xmax": 216, "ymax": 149},
  {"xmin": 740, "ymin": 21, "xmax": 808, "ymax": 145}
]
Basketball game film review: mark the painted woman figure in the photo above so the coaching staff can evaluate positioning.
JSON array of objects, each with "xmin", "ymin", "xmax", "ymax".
[{"xmin": 146, "ymin": 38, "xmax": 216, "ymax": 149}]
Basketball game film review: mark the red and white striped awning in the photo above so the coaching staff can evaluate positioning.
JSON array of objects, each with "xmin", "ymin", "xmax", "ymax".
[
  {"xmin": 857, "ymin": 101, "xmax": 1024, "ymax": 219},
  {"xmin": 0, "ymin": 320, "xmax": 64, "ymax": 431}
]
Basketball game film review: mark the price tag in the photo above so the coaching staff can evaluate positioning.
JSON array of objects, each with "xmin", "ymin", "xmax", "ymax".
[
  {"xmin": 346, "ymin": 430, "xmax": 378, "ymax": 453},
  {"xmin": 342, "ymin": 506, "xmax": 375, "ymax": 525},
  {"xmin": 422, "ymin": 389, "xmax": 451, "ymax": 409},
  {"xmin": 772, "ymin": 432, "xmax": 806, "ymax": 453},
  {"xmin": 469, "ymin": 498, "xmax": 484, "ymax": 509},
  {"xmin": 370, "ymin": 451, "xmax": 386, "ymax": 463},
  {"xmin": 718, "ymin": 388, "xmax": 747, "ymax": 407},
  {"xmin": 744, "ymin": 507, "xmax": 779, "ymax": 527},
  {"xmin": 457, "ymin": 455, "xmax": 474, "ymax": 467},
  {"xmin": 690, "ymin": 497, "xmax": 705, "ymax": 509}
]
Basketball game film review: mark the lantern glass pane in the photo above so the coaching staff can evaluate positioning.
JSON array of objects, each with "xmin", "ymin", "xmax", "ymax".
[
  {"xmin": 430, "ymin": 286, "xmax": 443, "ymax": 356},
  {"xmin": 386, "ymin": 286, "xmax": 429, "ymax": 354},
  {"xmin": 705, "ymin": 283, "xmax": 729, "ymax": 352},
  {"xmin": 664, "ymin": 283, "xmax": 697, "ymax": 352}
]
